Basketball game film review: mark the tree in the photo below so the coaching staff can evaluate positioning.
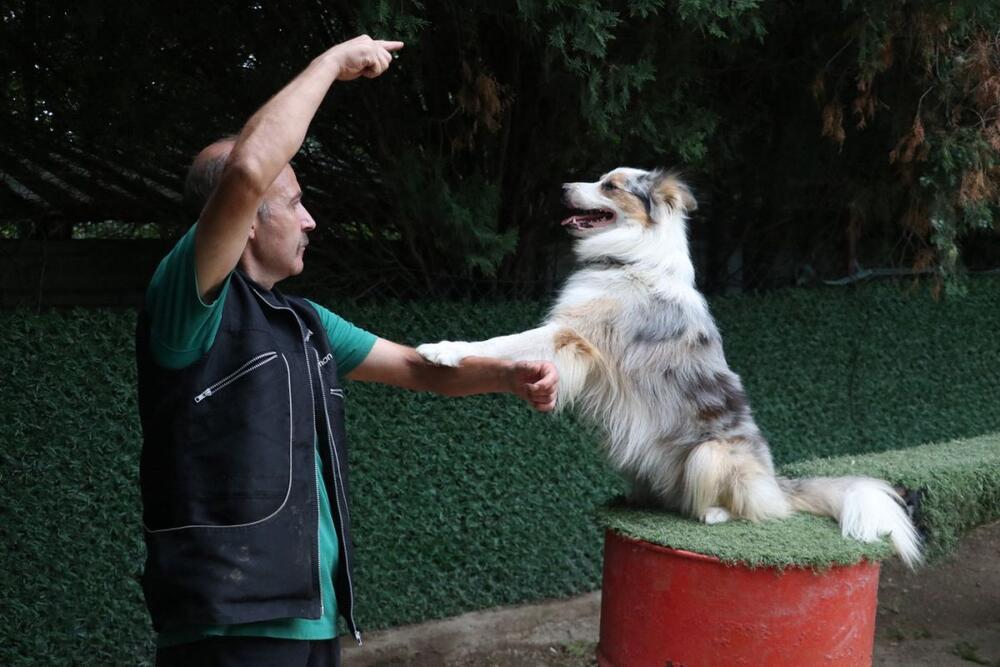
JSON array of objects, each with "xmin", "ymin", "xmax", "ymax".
[{"xmin": 2, "ymin": 0, "xmax": 998, "ymax": 296}]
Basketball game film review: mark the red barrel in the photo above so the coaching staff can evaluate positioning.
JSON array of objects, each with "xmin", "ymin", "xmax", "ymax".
[{"xmin": 597, "ymin": 530, "xmax": 880, "ymax": 667}]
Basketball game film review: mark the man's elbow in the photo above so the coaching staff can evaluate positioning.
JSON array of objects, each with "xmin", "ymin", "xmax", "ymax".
[{"xmin": 222, "ymin": 151, "xmax": 269, "ymax": 199}]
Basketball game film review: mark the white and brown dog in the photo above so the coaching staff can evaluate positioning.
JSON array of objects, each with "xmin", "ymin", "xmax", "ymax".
[{"xmin": 417, "ymin": 168, "xmax": 921, "ymax": 568}]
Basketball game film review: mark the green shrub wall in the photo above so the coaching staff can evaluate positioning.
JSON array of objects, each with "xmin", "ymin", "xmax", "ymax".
[{"xmin": 3, "ymin": 278, "xmax": 1000, "ymax": 665}]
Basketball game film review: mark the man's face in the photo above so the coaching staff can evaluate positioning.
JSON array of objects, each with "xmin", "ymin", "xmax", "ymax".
[{"xmin": 250, "ymin": 166, "xmax": 316, "ymax": 282}]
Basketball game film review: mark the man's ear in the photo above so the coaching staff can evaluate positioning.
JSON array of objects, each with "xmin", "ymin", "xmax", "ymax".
[{"xmin": 651, "ymin": 170, "xmax": 697, "ymax": 214}]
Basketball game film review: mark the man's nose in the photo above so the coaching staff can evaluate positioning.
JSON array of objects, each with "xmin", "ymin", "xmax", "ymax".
[{"xmin": 301, "ymin": 208, "xmax": 317, "ymax": 231}]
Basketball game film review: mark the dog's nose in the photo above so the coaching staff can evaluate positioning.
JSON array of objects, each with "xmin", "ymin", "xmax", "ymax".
[{"xmin": 561, "ymin": 184, "xmax": 574, "ymax": 202}]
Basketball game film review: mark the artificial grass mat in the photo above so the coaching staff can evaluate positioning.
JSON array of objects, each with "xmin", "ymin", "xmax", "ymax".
[
  {"xmin": 785, "ymin": 432, "xmax": 1000, "ymax": 562},
  {"xmin": 598, "ymin": 432, "xmax": 1000, "ymax": 569},
  {"xmin": 598, "ymin": 508, "xmax": 895, "ymax": 569}
]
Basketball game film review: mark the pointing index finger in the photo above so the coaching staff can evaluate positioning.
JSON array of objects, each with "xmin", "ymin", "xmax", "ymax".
[{"xmin": 378, "ymin": 40, "xmax": 405, "ymax": 52}]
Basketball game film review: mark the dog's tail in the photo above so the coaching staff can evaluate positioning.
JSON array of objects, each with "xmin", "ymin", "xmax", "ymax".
[{"xmin": 778, "ymin": 476, "xmax": 922, "ymax": 569}]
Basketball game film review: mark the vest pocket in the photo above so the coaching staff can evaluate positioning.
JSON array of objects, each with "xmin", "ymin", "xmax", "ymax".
[
  {"xmin": 144, "ymin": 351, "xmax": 293, "ymax": 532},
  {"xmin": 193, "ymin": 351, "xmax": 278, "ymax": 403}
]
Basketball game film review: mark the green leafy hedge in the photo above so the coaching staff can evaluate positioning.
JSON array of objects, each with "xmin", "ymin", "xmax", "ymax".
[{"xmin": 2, "ymin": 278, "xmax": 1000, "ymax": 665}]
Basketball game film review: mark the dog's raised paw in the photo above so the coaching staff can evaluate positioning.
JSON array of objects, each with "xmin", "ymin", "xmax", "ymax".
[{"xmin": 416, "ymin": 342, "xmax": 472, "ymax": 368}]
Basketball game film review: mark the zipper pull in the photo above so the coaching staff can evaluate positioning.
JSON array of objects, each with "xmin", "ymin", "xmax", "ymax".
[
  {"xmin": 305, "ymin": 328, "xmax": 314, "ymax": 342},
  {"xmin": 354, "ymin": 630, "xmax": 363, "ymax": 646},
  {"xmin": 193, "ymin": 388, "xmax": 213, "ymax": 403}
]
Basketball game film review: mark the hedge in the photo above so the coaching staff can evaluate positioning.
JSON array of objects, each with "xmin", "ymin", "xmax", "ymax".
[{"xmin": 2, "ymin": 277, "xmax": 999, "ymax": 665}]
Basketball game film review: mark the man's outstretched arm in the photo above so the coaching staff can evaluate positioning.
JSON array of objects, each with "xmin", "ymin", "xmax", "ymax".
[
  {"xmin": 194, "ymin": 35, "xmax": 403, "ymax": 300},
  {"xmin": 347, "ymin": 339, "xmax": 558, "ymax": 412}
]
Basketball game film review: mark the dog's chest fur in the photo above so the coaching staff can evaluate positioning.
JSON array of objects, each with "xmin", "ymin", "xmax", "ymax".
[
  {"xmin": 551, "ymin": 265, "xmax": 719, "ymax": 370},
  {"xmin": 546, "ymin": 263, "xmax": 762, "ymax": 472}
]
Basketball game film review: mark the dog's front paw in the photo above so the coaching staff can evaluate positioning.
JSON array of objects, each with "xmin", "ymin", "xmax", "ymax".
[{"xmin": 416, "ymin": 341, "xmax": 474, "ymax": 368}]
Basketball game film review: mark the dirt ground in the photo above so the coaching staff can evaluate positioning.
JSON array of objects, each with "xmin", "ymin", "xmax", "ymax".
[
  {"xmin": 347, "ymin": 521, "xmax": 999, "ymax": 667},
  {"xmin": 872, "ymin": 520, "xmax": 1000, "ymax": 667}
]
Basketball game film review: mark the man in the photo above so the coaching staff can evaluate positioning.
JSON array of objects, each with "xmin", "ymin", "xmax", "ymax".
[{"xmin": 136, "ymin": 35, "xmax": 557, "ymax": 667}]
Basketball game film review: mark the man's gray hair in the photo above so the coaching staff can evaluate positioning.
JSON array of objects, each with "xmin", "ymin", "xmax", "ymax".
[{"xmin": 183, "ymin": 136, "xmax": 270, "ymax": 223}]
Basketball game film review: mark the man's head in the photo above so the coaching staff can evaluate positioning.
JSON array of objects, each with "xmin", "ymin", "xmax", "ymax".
[{"xmin": 185, "ymin": 138, "xmax": 317, "ymax": 287}]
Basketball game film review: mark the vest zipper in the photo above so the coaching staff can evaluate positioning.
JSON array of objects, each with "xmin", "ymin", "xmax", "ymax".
[
  {"xmin": 313, "ymin": 347, "xmax": 362, "ymax": 646},
  {"xmin": 251, "ymin": 289, "xmax": 361, "ymax": 641},
  {"xmin": 295, "ymin": 324, "xmax": 324, "ymax": 621},
  {"xmin": 193, "ymin": 351, "xmax": 278, "ymax": 403},
  {"xmin": 249, "ymin": 292, "xmax": 323, "ymax": 621},
  {"xmin": 312, "ymin": 440, "xmax": 324, "ymax": 619},
  {"xmin": 303, "ymin": 340, "xmax": 325, "ymax": 621}
]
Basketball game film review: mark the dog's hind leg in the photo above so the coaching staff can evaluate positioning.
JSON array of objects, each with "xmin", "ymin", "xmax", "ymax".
[
  {"xmin": 725, "ymin": 440, "xmax": 792, "ymax": 522},
  {"xmin": 680, "ymin": 440, "xmax": 731, "ymax": 523},
  {"xmin": 702, "ymin": 507, "xmax": 732, "ymax": 524},
  {"xmin": 682, "ymin": 439, "xmax": 792, "ymax": 524}
]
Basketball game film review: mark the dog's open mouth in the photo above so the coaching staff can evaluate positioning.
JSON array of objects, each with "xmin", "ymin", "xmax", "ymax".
[{"xmin": 560, "ymin": 209, "xmax": 616, "ymax": 231}]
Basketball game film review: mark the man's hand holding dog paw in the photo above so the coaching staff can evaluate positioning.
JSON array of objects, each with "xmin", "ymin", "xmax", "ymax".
[
  {"xmin": 509, "ymin": 360, "xmax": 558, "ymax": 413},
  {"xmin": 416, "ymin": 341, "xmax": 474, "ymax": 368},
  {"xmin": 409, "ymin": 343, "xmax": 557, "ymax": 410}
]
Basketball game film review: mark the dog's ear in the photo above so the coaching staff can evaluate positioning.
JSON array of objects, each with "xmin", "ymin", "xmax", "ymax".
[{"xmin": 651, "ymin": 170, "xmax": 697, "ymax": 214}]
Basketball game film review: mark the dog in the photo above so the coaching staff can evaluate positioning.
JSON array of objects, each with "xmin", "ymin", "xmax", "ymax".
[{"xmin": 417, "ymin": 167, "xmax": 921, "ymax": 568}]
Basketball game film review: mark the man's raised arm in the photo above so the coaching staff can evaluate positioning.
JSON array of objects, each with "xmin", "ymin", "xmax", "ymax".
[{"xmin": 193, "ymin": 35, "xmax": 403, "ymax": 300}]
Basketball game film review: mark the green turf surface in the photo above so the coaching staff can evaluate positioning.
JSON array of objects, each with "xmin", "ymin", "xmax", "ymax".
[
  {"xmin": 597, "ymin": 507, "xmax": 894, "ymax": 569},
  {"xmin": 785, "ymin": 432, "xmax": 1000, "ymax": 562},
  {"xmin": 598, "ymin": 433, "xmax": 1000, "ymax": 568}
]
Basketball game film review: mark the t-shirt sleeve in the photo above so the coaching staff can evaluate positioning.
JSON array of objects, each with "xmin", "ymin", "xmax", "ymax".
[
  {"xmin": 145, "ymin": 224, "xmax": 231, "ymax": 370},
  {"xmin": 306, "ymin": 300, "xmax": 377, "ymax": 377}
]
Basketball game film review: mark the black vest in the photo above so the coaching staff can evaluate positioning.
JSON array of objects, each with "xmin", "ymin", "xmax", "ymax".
[{"xmin": 136, "ymin": 271, "xmax": 360, "ymax": 641}]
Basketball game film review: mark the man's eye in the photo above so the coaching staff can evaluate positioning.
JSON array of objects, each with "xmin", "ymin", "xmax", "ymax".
[{"xmin": 601, "ymin": 182, "xmax": 618, "ymax": 191}]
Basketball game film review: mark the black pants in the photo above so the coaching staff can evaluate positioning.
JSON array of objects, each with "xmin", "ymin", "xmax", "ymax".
[{"xmin": 155, "ymin": 636, "xmax": 341, "ymax": 667}]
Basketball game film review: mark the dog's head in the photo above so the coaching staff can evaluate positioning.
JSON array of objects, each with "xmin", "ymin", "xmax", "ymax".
[{"xmin": 560, "ymin": 168, "xmax": 696, "ymax": 238}]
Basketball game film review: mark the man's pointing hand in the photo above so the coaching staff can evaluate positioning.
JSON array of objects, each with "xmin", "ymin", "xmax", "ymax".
[{"xmin": 326, "ymin": 34, "xmax": 404, "ymax": 81}]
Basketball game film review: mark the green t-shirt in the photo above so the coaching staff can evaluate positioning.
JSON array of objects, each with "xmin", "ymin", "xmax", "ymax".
[{"xmin": 144, "ymin": 225, "xmax": 376, "ymax": 647}]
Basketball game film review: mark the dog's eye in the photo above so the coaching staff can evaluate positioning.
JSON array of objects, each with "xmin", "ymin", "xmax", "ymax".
[{"xmin": 601, "ymin": 182, "xmax": 618, "ymax": 191}]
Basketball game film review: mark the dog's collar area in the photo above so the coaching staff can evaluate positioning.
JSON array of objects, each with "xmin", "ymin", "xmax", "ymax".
[{"xmin": 581, "ymin": 255, "xmax": 634, "ymax": 269}]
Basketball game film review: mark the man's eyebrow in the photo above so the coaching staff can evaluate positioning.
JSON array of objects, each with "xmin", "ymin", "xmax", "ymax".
[{"xmin": 289, "ymin": 191, "xmax": 303, "ymax": 204}]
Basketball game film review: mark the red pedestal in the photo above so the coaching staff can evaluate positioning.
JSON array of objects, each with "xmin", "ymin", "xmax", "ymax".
[{"xmin": 597, "ymin": 529, "xmax": 880, "ymax": 667}]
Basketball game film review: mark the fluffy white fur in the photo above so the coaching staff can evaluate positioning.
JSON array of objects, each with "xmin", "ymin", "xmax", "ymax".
[{"xmin": 418, "ymin": 167, "xmax": 922, "ymax": 568}]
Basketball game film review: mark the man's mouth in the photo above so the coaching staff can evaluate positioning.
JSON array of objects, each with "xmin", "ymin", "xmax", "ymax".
[{"xmin": 560, "ymin": 208, "xmax": 616, "ymax": 231}]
